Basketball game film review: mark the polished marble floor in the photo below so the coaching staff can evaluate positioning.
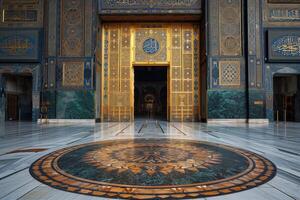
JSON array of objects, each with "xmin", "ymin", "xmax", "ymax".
[{"xmin": 0, "ymin": 120, "xmax": 299, "ymax": 200}]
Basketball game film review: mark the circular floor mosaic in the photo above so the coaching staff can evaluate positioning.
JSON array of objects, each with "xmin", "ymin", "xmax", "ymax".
[{"xmin": 30, "ymin": 139, "xmax": 276, "ymax": 199}]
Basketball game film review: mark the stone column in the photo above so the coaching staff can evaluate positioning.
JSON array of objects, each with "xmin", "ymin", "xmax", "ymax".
[
  {"xmin": 246, "ymin": 0, "xmax": 266, "ymax": 121},
  {"xmin": 32, "ymin": 66, "xmax": 41, "ymax": 122},
  {"xmin": 95, "ymin": 19, "xmax": 102, "ymax": 122}
]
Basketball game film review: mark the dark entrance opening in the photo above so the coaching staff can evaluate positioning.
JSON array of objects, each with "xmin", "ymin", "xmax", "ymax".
[
  {"xmin": 134, "ymin": 67, "xmax": 167, "ymax": 120},
  {"xmin": 4, "ymin": 74, "xmax": 32, "ymax": 121},
  {"xmin": 273, "ymin": 74, "xmax": 300, "ymax": 122}
]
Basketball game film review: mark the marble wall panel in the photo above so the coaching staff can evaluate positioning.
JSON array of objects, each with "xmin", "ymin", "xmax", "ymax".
[
  {"xmin": 56, "ymin": 90, "xmax": 95, "ymax": 119},
  {"xmin": 207, "ymin": 90, "xmax": 247, "ymax": 119}
]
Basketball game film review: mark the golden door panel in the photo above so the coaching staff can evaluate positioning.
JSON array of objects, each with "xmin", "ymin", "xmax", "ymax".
[{"xmin": 101, "ymin": 23, "xmax": 200, "ymax": 122}]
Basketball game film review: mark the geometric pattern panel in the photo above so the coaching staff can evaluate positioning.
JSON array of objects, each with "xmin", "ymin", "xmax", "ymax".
[
  {"xmin": 219, "ymin": 0, "xmax": 242, "ymax": 56},
  {"xmin": 219, "ymin": 61, "xmax": 241, "ymax": 86},
  {"xmin": 61, "ymin": 0, "xmax": 85, "ymax": 57},
  {"xmin": 62, "ymin": 62, "xmax": 84, "ymax": 87}
]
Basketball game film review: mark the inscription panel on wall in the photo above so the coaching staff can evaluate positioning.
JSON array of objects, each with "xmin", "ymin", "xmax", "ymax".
[
  {"xmin": 99, "ymin": 0, "xmax": 202, "ymax": 14},
  {"xmin": 268, "ymin": 29, "xmax": 300, "ymax": 62},
  {"xmin": 0, "ymin": 29, "xmax": 41, "ymax": 62},
  {"xmin": 0, "ymin": 0, "xmax": 43, "ymax": 27},
  {"xmin": 134, "ymin": 28, "xmax": 167, "ymax": 63},
  {"xmin": 264, "ymin": 0, "xmax": 300, "ymax": 25}
]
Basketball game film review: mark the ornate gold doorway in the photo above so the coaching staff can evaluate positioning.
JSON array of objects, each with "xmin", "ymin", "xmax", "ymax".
[{"xmin": 101, "ymin": 23, "xmax": 200, "ymax": 122}]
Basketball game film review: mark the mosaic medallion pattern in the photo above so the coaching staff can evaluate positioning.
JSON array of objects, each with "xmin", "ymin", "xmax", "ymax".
[
  {"xmin": 143, "ymin": 38, "xmax": 160, "ymax": 54},
  {"xmin": 30, "ymin": 139, "xmax": 276, "ymax": 199}
]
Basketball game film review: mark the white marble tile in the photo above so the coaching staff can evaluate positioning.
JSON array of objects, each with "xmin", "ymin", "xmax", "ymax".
[{"xmin": 0, "ymin": 120, "xmax": 299, "ymax": 200}]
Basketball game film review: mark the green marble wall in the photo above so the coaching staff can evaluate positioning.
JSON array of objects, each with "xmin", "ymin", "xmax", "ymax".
[
  {"xmin": 43, "ymin": 91, "xmax": 56, "ymax": 119},
  {"xmin": 56, "ymin": 90, "xmax": 94, "ymax": 119},
  {"xmin": 208, "ymin": 90, "xmax": 247, "ymax": 119},
  {"xmin": 248, "ymin": 89, "xmax": 266, "ymax": 119}
]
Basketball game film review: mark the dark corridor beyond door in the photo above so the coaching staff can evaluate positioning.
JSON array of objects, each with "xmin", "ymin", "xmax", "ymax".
[
  {"xmin": 134, "ymin": 67, "xmax": 167, "ymax": 120},
  {"xmin": 273, "ymin": 75, "xmax": 300, "ymax": 122}
]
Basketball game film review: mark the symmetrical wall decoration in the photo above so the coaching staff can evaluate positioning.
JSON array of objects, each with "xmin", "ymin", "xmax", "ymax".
[
  {"xmin": 62, "ymin": 62, "xmax": 84, "ymax": 87},
  {"xmin": 268, "ymin": 29, "xmax": 300, "ymax": 61},
  {"xmin": 102, "ymin": 23, "xmax": 200, "ymax": 122},
  {"xmin": 98, "ymin": 0, "xmax": 202, "ymax": 14},
  {"xmin": 219, "ymin": 0, "xmax": 242, "ymax": 56},
  {"xmin": 61, "ymin": 0, "xmax": 85, "ymax": 57},
  {"xmin": 0, "ymin": 29, "xmax": 41, "ymax": 62},
  {"xmin": 219, "ymin": 61, "xmax": 241, "ymax": 86},
  {"xmin": 0, "ymin": 0, "xmax": 43, "ymax": 27}
]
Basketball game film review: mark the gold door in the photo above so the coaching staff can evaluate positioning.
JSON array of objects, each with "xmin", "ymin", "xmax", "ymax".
[{"xmin": 101, "ymin": 23, "xmax": 200, "ymax": 122}]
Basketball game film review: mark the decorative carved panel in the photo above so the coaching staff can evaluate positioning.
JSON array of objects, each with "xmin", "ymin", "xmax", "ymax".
[
  {"xmin": 61, "ymin": 0, "xmax": 85, "ymax": 57},
  {"xmin": 219, "ymin": 61, "xmax": 241, "ymax": 86},
  {"xmin": 62, "ymin": 62, "xmax": 84, "ymax": 87},
  {"xmin": 102, "ymin": 24, "xmax": 200, "ymax": 122},
  {"xmin": 219, "ymin": 0, "xmax": 242, "ymax": 56}
]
